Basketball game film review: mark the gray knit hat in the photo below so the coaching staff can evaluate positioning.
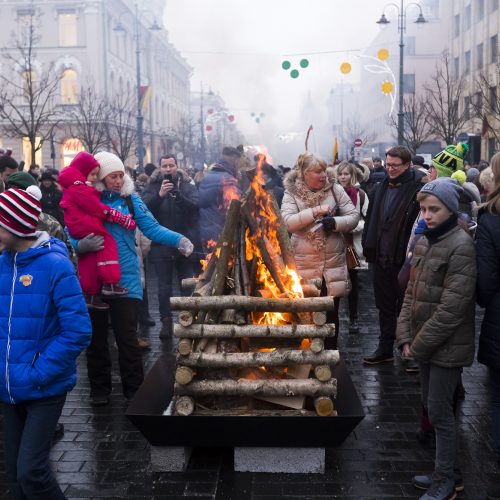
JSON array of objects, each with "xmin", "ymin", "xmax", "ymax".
[{"xmin": 419, "ymin": 178, "xmax": 463, "ymax": 214}]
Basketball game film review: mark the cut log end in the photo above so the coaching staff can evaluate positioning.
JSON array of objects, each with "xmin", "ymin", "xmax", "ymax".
[
  {"xmin": 174, "ymin": 396, "xmax": 195, "ymax": 416},
  {"xmin": 177, "ymin": 339, "xmax": 193, "ymax": 356},
  {"xmin": 178, "ymin": 311, "xmax": 194, "ymax": 327},
  {"xmin": 312, "ymin": 311, "xmax": 327, "ymax": 326},
  {"xmin": 310, "ymin": 338, "xmax": 325, "ymax": 354},
  {"xmin": 314, "ymin": 396, "xmax": 335, "ymax": 416},
  {"xmin": 175, "ymin": 366, "xmax": 196, "ymax": 385},
  {"xmin": 314, "ymin": 364, "xmax": 332, "ymax": 382}
]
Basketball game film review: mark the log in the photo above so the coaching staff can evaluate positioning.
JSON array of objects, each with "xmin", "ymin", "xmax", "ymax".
[
  {"xmin": 174, "ymin": 323, "xmax": 335, "ymax": 339},
  {"xmin": 181, "ymin": 278, "xmax": 199, "ymax": 290},
  {"xmin": 175, "ymin": 378, "xmax": 337, "ymax": 397},
  {"xmin": 301, "ymin": 284, "xmax": 320, "ymax": 297},
  {"xmin": 270, "ymin": 196, "xmax": 296, "ymax": 271},
  {"xmin": 178, "ymin": 350, "xmax": 339, "ymax": 368},
  {"xmin": 314, "ymin": 365, "xmax": 332, "ymax": 382},
  {"xmin": 239, "ymin": 225, "xmax": 250, "ymax": 295},
  {"xmin": 178, "ymin": 311, "xmax": 194, "ymax": 327},
  {"xmin": 310, "ymin": 338, "xmax": 325, "ymax": 353},
  {"xmin": 314, "ymin": 397, "xmax": 335, "ymax": 416},
  {"xmin": 170, "ymin": 296, "xmax": 336, "ymax": 312},
  {"xmin": 175, "ymin": 366, "xmax": 196, "ymax": 385},
  {"xmin": 312, "ymin": 311, "xmax": 327, "ymax": 326},
  {"xmin": 174, "ymin": 396, "xmax": 195, "ymax": 416},
  {"xmin": 220, "ymin": 308, "xmax": 236, "ymax": 324},
  {"xmin": 177, "ymin": 338, "xmax": 193, "ymax": 355}
]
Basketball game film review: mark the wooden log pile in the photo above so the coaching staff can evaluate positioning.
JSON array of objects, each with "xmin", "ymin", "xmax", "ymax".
[{"xmin": 170, "ymin": 186, "xmax": 340, "ymax": 417}]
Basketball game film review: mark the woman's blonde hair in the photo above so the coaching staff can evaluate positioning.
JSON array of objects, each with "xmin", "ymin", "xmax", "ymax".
[
  {"xmin": 483, "ymin": 153, "xmax": 500, "ymax": 214},
  {"xmin": 335, "ymin": 161, "xmax": 359, "ymax": 186},
  {"xmin": 295, "ymin": 153, "xmax": 326, "ymax": 178}
]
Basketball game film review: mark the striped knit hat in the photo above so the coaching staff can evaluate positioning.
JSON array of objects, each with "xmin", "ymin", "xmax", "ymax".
[{"xmin": 0, "ymin": 186, "xmax": 42, "ymax": 237}]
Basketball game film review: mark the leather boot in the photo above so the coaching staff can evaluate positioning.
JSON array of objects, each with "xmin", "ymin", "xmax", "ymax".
[{"xmin": 160, "ymin": 317, "xmax": 173, "ymax": 340}]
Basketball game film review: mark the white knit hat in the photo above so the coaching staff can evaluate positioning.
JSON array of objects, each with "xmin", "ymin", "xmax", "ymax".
[{"xmin": 94, "ymin": 152, "xmax": 125, "ymax": 180}]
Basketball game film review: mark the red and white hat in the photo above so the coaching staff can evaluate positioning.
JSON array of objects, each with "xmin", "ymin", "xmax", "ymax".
[{"xmin": 0, "ymin": 186, "xmax": 42, "ymax": 238}]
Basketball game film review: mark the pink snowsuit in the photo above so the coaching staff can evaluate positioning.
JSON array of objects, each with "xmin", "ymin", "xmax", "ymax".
[{"xmin": 59, "ymin": 152, "xmax": 120, "ymax": 295}]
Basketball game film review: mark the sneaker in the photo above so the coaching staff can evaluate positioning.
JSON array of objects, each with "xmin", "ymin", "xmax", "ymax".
[
  {"xmin": 89, "ymin": 394, "xmax": 110, "ymax": 406},
  {"xmin": 137, "ymin": 337, "xmax": 151, "ymax": 350},
  {"xmin": 85, "ymin": 295, "xmax": 110, "ymax": 311},
  {"xmin": 413, "ymin": 470, "xmax": 464, "ymax": 493},
  {"xmin": 363, "ymin": 347, "xmax": 394, "ymax": 365},
  {"xmin": 349, "ymin": 318, "xmax": 360, "ymax": 333},
  {"xmin": 101, "ymin": 283, "xmax": 129, "ymax": 296},
  {"xmin": 417, "ymin": 473, "xmax": 457, "ymax": 500},
  {"xmin": 405, "ymin": 358, "xmax": 420, "ymax": 373}
]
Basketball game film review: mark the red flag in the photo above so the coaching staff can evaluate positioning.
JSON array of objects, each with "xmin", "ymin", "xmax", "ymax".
[
  {"xmin": 305, "ymin": 124, "xmax": 313, "ymax": 151},
  {"xmin": 481, "ymin": 116, "xmax": 490, "ymax": 138}
]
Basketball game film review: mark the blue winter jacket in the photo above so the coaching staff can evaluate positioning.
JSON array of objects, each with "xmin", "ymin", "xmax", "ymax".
[
  {"xmin": 94, "ymin": 175, "xmax": 184, "ymax": 299},
  {"xmin": 0, "ymin": 233, "xmax": 92, "ymax": 404}
]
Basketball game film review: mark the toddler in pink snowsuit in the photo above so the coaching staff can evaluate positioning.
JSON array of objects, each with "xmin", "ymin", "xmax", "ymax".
[{"xmin": 59, "ymin": 151, "xmax": 135, "ymax": 310}]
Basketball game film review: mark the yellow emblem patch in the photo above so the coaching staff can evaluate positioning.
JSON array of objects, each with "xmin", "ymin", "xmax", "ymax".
[{"xmin": 19, "ymin": 274, "xmax": 33, "ymax": 287}]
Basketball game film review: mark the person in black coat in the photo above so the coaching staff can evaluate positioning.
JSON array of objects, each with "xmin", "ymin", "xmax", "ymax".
[
  {"xmin": 40, "ymin": 171, "xmax": 64, "ymax": 226},
  {"xmin": 141, "ymin": 155, "xmax": 200, "ymax": 341},
  {"xmin": 476, "ymin": 152, "xmax": 500, "ymax": 500}
]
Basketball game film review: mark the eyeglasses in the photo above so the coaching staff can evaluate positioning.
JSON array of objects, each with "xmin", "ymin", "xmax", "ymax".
[{"xmin": 386, "ymin": 163, "xmax": 404, "ymax": 169}]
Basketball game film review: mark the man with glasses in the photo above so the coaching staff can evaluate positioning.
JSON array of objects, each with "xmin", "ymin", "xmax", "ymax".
[{"xmin": 362, "ymin": 146, "xmax": 427, "ymax": 364}]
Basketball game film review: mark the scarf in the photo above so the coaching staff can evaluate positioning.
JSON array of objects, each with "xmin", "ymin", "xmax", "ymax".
[{"xmin": 344, "ymin": 186, "xmax": 358, "ymax": 207}]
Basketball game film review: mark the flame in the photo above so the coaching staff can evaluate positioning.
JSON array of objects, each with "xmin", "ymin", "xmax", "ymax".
[
  {"xmin": 221, "ymin": 179, "xmax": 240, "ymax": 210},
  {"xmin": 200, "ymin": 240, "xmax": 220, "ymax": 271}
]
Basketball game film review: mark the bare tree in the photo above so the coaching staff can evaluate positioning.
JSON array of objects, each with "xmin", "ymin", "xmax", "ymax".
[
  {"xmin": 343, "ymin": 117, "xmax": 378, "ymax": 148},
  {"xmin": 424, "ymin": 51, "xmax": 468, "ymax": 145},
  {"xmin": 68, "ymin": 83, "xmax": 111, "ymax": 154},
  {"xmin": 471, "ymin": 66, "xmax": 500, "ymax": 144},
  {"xmin": 173, "ymin": 114, "xmax": 197, "ymax": 167},
  {"xmin": 106, "ymin": 92, "xmax": 137, "ymax": 164},
  {"xmin": 0, "ymin": 9, "xmax": 62, "ymax": 166},
  {"xmin": 388, "ymin": 93, "xmax": 433, "ymax": 154}
]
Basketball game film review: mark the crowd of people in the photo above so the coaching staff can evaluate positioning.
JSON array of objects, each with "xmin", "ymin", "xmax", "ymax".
[{"xmin": 0, "ymin": 142, "xmax": 498, "ymax": 500}]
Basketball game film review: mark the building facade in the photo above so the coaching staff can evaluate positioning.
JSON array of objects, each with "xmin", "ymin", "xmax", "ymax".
[{"xmin": 0, "ymin": 0, "xmax": 191, "ymax": 168}]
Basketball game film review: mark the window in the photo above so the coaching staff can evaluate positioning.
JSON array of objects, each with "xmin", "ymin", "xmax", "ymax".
[
  {"xmin": 61, "ymin": 69, "xmax": 78, "ymax": 104},
  {"xmin": 477, "ymin": 43, "xmax": 484, "ymax": 69},
  {"xmin": 492, "ymin": 0, "xmax": 499, "ymax": 12},
  {"xmin": 465, "ymin": 51, "xmax": 471, "ymax": 74},
  {"xmin": 491, "ymin": 86, "xmax": 498, "ymax": 113},
  {"xmin": 475, "ymin": 92, "xmax": 483, "ymax": 111},
  {"xmin": 404, "ymin": 36, "xmax": 416, "ymax": 56},
  {"xmin": 464, "ymin": 4, "xmax": 471, "ymax": 30},
  {"xmin": 488, "ymin": 137, "xmax": 497, "ymax": 159},
  {"xmin": 22, "ymin": 137, "xmax": 42, "ymax": 167},
  {"xmin": 464, "ymin": 96, "xmax": 471, "ymax": 119},
  {"xmin": 454, "ymin": 57, "xmax": 460, "ymax": 79},
  {"xmin": 403, "ymin": 73, "xmax": 415, "ymax": 94},
  {"xmin": 478, "ymin": 0, "xmax": 485, "ymax": 19},
  {"xmin": 17, "ymin": 8, "xmax": 36, "ymax": 40},
  {"xmin": 454, "ymin": 14, "xmax": 460, "ymax": 37},
  {"xmin": 58, "ymin": 11, "xmax": 77, "ymax": 46},
  {"xmin": 491, "ymin": 35, "xmax": 498, "ymax": 63}
]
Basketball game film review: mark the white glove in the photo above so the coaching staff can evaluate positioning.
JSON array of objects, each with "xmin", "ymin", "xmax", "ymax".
[{"xmin": 178, "ymin": 237, "xmax": 194, "ymax": 257}]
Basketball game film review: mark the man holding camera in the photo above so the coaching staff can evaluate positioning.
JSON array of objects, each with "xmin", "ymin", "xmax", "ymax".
[{"xmin": 142, "ymin": 155, "xmax": 200, "ymax": 343}]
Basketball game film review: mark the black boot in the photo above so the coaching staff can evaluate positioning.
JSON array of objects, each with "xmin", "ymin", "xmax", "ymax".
[
  {"xmin": 160, "ymin": 317, "xmax": 173, "ymax": 340},
  {"xmin": 363, "ymin": 345, "xmax": 394, "ymax": 365}
]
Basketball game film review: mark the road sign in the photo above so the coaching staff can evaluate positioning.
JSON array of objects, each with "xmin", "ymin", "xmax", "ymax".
[{"xmin": 353, "ymin": 138, "xmax": 362, "ymax": 147}]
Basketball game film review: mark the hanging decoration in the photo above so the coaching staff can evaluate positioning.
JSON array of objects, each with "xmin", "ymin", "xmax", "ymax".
[{"xmin": 281, "ymin": 59, "xmax": 310, "ymax": 78}]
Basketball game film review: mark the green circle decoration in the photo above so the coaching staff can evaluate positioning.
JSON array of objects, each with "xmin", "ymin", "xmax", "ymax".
[
  {"xmin": 300, "ymin": 59, "xmax": 309, "ymax": 68},
  {"xmin": 290, "ymin": 69, "xmax": 299, "ymax": 78},
  {"xmin": 282, "ymin": 60, "xmax": 291, "ymax": 70}
]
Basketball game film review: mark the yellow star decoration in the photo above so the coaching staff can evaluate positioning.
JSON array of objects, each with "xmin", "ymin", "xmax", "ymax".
[
  {"xmin": 340, "ymin": 62, "xmax": 352, "ymax": 74},
  {"xmin": 377, "ymin": 48, "xmax": 390, "ymax": 61},
  {"xmin": 381, "ymin": 81, "xmax": 393, "ymax": 94}
]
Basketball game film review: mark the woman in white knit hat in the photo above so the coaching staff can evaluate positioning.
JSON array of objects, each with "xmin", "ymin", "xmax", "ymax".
[{"xmin": 75, "ymin": 151, "xmax": 193, "ymax": 406}]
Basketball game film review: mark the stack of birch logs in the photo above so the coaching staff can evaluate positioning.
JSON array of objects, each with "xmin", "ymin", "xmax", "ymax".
[{"xmin": 170, "ymin": 191, "xmax": 340, "ymax": 417}]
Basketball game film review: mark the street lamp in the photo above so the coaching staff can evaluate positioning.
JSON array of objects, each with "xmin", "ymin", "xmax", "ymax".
[
  {"xmin": 114, "ymin": 4, "xmax": 161, "ymax": 171},
  {"xmin": 376, "ymin": 2, "xmax": 427, "ymax": 146}
]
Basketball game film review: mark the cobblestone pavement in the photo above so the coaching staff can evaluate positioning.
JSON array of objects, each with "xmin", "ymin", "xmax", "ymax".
[{"xmin": 0, "ymin": 271, "xmax": 496, "ymax": 499}]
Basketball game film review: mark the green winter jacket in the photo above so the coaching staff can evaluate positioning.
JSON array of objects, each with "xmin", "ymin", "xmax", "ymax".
[{"xmin": 396, "ymin": 221, "xmax": 476, "ymax": 367}]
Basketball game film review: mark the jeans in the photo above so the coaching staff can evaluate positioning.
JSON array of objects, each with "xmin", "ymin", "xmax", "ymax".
[
  {"xmin": 150, "ymin": 249, "xmax": 194, "ymax": 320},
  {"xmin": 420, "ymin": 363, "xmax": 462, "ymax": 478},
  {"xmin": 3, "ymin": 394, "xmax": 66, "ymax": 500},
  {"xmin": 86, "ymin": 298, "xmax": 143, "ymax": 399},
  {"xmin": 490, "ymin": 368, "xmax": 500, "ymax": 458},
  {"xmin": 372, "ymin": 262, "xmax": 404, "ymax": 352}
]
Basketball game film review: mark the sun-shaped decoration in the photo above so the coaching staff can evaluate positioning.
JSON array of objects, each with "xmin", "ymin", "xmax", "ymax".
[
  {"xmin": 377, "ymin": 48, "xmax": 390, "ymax": 61},
  {"xmin": 340, "ymin": 62, "xmax": 352, "ymax": 74},
  {"xmin": 381, "ymin": 81, "xmax": 393, "ymax": 94}
]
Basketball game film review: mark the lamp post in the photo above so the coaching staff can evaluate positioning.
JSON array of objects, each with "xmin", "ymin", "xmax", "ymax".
[
  {"xmin": 114, "ymin": 4, "xmax": 161, "ymax": 170},
  {"xmin": 377, "ymin": 2, "xmax": 426, "ymax": 145}
]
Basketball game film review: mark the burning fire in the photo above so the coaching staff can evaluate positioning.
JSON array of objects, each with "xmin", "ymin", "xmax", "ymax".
[{"xmin": 200, "ymin": 240, "xmax": 219, "ymax": 272}]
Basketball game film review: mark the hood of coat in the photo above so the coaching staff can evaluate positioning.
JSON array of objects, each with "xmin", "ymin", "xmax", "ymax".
[
  {"xmin": 94, "ymin": 173, "xmax": 135, "ymax": 197},
  {"xmin": 2, "ymin": 232, "xmax": 67, "ymax": 265},
  {"xmin": 149, "ymin": 167, "xmax": 191, "ymax": 185},
  {"xmin": 58, "ymin": 165, "xmax": 87, "ymax": 189},
  {"xmin": 284, "ymin": 167, "xmax": 336, "ymax": 201}
]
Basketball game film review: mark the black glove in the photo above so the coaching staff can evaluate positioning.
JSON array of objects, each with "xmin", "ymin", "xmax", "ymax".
[{"xmin": 320, "ymin": 216, "xmax": 336, "ymax": 233}]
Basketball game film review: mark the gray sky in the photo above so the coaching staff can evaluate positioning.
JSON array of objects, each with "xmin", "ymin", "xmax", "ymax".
[{"xmin": 164, "ymin": 0, "xmax": 392, "ymax": 164}]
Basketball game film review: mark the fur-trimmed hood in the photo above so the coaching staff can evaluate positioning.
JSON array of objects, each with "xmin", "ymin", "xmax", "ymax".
[
  {"xmin": 149, "ymin": 168, "xmax": 192, "ymax": 185},
  {"xmin": 284, "ymin": 167, "xmax": 336, "ymax": 199},
  {"xmin": 94, "ymin": 173, "xmax": 135, "ymax": 196}
]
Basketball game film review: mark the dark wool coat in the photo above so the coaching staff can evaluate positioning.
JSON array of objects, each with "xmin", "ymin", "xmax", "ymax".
[
  {"xmin": 396, "ymin": 223, "xmax": 476, "ymax": 367},
  {"xmin": 281, "ymin": 169, "xmax": 359, "ymax": 297},
  {"xmin": 476, "ymin": 210, "xmax": 500, "ymax": 370}
]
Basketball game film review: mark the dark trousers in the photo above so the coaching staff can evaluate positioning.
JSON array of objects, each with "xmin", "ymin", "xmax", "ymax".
[
  {"xmin": 347, "ymin": 268, "xmax": 359, "ymax": 320},
  {"xmin": 139, "ymin": 258, "xmax": 151, "ymax": 319},
  {"xmin": 372, "ymin": 262, "xmax": 404, "ymax": 352},
  {"xmin": 151, "ymin": 253, "xmax": 194, "ymax": 320},
  {"xmin": 490, "ymin": 368, "xmax": 500, "ymax": 458},
  {"xmin": 86, "ymin": 298, "xmax": 143, "ymax": 399},
  {"xmin": 3, "ymin": 394, "xmax": 66, "ymax": 500}
]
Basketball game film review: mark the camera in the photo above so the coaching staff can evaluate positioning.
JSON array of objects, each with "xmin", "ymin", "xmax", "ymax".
[{"xmin": 163, "ymin": 174, "xmax": 173, "ymax": 183}]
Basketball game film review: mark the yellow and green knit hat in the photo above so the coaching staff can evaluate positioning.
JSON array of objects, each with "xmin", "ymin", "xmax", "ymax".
[{"xmin": 431, "ymin": 142, "xmax": 469, "ymax": 178}]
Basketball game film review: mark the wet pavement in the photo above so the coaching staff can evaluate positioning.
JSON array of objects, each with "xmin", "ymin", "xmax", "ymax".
[{"xmin": 0, "ymin": 271, "xmax": 496, "ymax": 499}]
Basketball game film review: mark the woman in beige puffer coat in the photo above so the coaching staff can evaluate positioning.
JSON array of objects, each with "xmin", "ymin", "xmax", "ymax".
[{"xmin": 281, "ymin": 154, "xmax": 359, "ymax": 346}]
